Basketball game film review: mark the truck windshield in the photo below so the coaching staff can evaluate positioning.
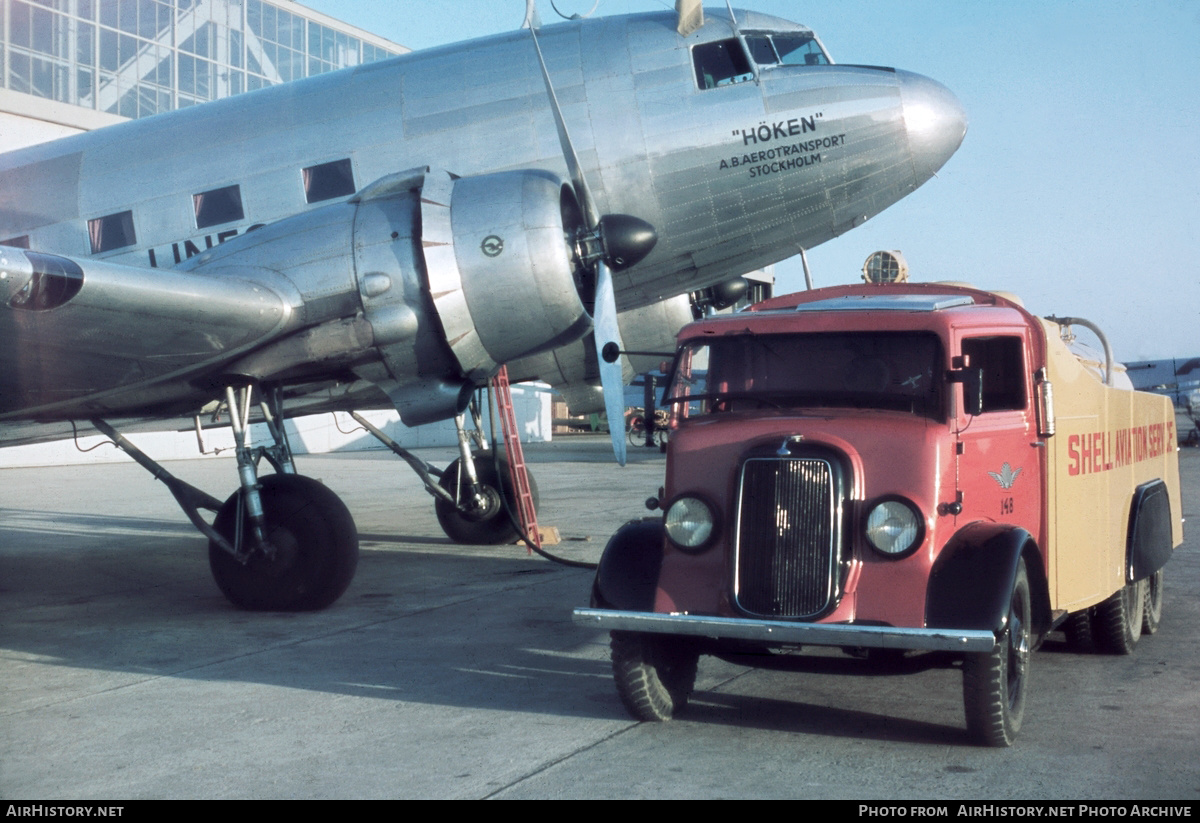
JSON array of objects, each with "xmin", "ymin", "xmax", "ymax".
[{"xmin": 665, "ymin": 331, "xmax": 944, "ymax": 419}]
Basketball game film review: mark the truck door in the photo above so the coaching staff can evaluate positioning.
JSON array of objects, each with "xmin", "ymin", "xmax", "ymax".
[{"xmin": 953, "ymin": 333, "xmax": 1044, "ymax": 544}]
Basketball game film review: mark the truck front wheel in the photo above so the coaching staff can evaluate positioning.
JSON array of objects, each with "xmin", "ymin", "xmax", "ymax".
[
  {"xmin": 611, "ymin": 632, "xmax": 699, "ymax": 722},
  {"xmin": 963, "ymin": 559, "xmax": 1031, "ymax": 747}
]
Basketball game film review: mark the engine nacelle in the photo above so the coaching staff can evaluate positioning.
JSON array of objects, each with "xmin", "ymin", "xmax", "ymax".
[
  {"xmin": 187, "ymin": 167, "xmax": 594, "ymax": 425},
  {"xmin": 420, "ymin": 169, "xmax": 591, "ymax": 381},
  {"xmin": 352, "ymin": 168, "xmax": 592, "ymax": 423}
]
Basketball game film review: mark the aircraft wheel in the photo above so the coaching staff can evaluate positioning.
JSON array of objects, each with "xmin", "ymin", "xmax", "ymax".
[
  {"xmin": 962, "ymin": 559, "xmax": 1031, "ymax": 747},
  {"xmin": 434, "ymin": 454, "xmax": 538, "ymax": 545},
  {"xmin": 1093, "ymin": 577, "xmax": 1146, "ymax": 654},
  {"xmin": 208, "ymin": 474, "xmax": 359, "ymax": 611},
  {"xmin": 611, "ymin": 632, "xmax": 699, "ymax": 722},
  {"xmin": 1143, "ymin": 569, "xmax": 1164, "ymax": 635}
]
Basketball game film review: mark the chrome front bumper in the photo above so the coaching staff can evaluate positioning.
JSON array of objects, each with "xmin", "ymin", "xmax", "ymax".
[{"xmin": 572, "ymin": 608, "xmax": 997, "ymax": 653}]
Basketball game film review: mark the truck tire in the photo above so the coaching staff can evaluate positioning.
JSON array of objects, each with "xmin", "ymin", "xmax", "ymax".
[
  {"xmin": 963, "ymin": 559, "xmax": 1031, "ymax": 747},
  {"xmin": 611, "ymin": 632, "xmax": 699, "ymax": 722},
  {"xmin": 1093, "ymin": 578, "xmax": 1146, "ymax": 654},
  {"xmin": 1062, "ymin": 610, "xmax": 1094, "ymax": 652},
  {"xmin": 1142, "ymin": 569, "xmax": 1164, "ymax": 635}
]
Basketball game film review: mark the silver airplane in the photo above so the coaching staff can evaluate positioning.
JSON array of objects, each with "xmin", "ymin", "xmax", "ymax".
[
  {"xmin": 1126, "ymin": 358, "xmax": 1200, "ymax": 445},
  {"xmin": 0, "ymin": 5, "xmax": 966, "ymax": 610}
]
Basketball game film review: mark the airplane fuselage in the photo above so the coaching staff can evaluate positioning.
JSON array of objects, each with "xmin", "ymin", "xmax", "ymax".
[{"xmin": 0, "ymin": 10, "xmax": 961, "ymax": 306}]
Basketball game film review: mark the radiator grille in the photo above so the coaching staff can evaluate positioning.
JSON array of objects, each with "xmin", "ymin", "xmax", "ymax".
[{"xmin": 734, "ymin": 457, "xmax": 839, "ymax": 618}]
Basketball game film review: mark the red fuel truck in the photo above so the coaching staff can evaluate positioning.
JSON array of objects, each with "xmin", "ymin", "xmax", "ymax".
[{"xmin": 574, "ymin": 282, "xmax": 1182, "ymax": 746}]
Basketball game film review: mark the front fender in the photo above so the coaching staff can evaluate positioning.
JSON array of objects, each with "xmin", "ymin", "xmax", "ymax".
[
  {"xmin": 926, "ymin": 523, "xmax": 1050, "ymax": 638},
  {"xmin": 591, "ymin": 519, "xmax": 665, "ymax": 611}
]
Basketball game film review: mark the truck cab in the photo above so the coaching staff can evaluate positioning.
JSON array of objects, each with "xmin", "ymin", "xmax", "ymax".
[{"xmin": 575, "ymin": 282, "xmax": 1182, "ymax": 746}]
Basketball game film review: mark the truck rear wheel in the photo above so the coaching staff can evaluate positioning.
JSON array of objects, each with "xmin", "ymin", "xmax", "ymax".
[
  {"xmin": 963, "ymin": 559, "xmax": 1030, "ymax": 747},
  {"xmin": 611, "ymin": 632, "xmax": 699, "ymax": 722},
  {"xmin": 1093, "ymin": 577, "xmax": 1146, "ymax": 654},
  {"xmin": 1142, "ymin": 569, "xmax": 1164, "ymax": 635},
  {"xmin": 1062, "ymin": 610, "xmax": 1094, "ymax": 651}
]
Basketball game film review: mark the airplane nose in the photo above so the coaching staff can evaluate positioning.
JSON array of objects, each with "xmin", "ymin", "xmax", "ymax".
[{"xmin": 897, "ymin": 71, "xmax": 967, "ymax": 181}]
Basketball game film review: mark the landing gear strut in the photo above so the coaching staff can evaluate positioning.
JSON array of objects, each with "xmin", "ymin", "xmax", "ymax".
[
  {"xmin": 353, "ymin": 386, "xmax": 539, "ymax": 547},
  {"xmin": 91, "ymin": 384, "xmax": 359, "ymax": 612},
  {"xmin": 206, "ymin": 386, "xmax": 357, "ymax": 610}
]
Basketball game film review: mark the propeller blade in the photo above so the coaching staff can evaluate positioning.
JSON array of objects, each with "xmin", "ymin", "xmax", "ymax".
[
  {"xmin": 593, "ymin": 260, "xmax": 627, "ymax": 466},
  {"xmin": 528, "ymin": 15, "xmax": 600, "ymax": 228},
  {"xmin": 527, "ymin": 11, "xmax": 655, "ymax": 464}
]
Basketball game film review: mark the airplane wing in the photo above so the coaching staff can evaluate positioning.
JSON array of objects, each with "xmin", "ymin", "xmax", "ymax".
[{"xmin": 0, "ymin": 247, "xmax": 297, "ymax": 420}]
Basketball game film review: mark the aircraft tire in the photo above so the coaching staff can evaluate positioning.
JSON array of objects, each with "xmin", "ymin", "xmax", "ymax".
[
  {"xmin": 962, "ymin": 559, "xmax": 1030, "ymax": 747},
  {"xmin": 208, "ymin": 474, "xmax": 358, "ymax": 611},
  {"xmin": 610, "ymin": 631, "xmax": 699, "ymax": 722},
  {"xmin": 1092, "ymin": 577, "xmax": 1146, "ymax": 654},
  {"xmin": 434, "ymin": 454, "xmax": 538, "ymax": 545}
]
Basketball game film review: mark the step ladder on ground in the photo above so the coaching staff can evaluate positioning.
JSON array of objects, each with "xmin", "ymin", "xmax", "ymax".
[{"xmin": 488, "ymin": 366, "xmax": 551, "ymax": 551}]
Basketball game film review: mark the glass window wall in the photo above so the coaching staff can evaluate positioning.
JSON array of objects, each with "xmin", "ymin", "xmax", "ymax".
[{"xmin": 3, "ymin": 0, "xmax": 400, "ymax": 119}]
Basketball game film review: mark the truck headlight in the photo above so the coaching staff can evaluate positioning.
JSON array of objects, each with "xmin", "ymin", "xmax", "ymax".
[
  {"xmin": 664, "ymin": 495, "xmax": 716, "ymax": 551},
  {"xmin": 865, "ymin": 498, "xmax": 923, "ymax": 557}
]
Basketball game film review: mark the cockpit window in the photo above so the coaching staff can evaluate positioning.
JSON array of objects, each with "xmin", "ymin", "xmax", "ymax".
[
  {"xmin": 745, "ymin": 32, "xmax": 830, "ymax": 68},
  {"xmin": 744, "ymin": 36, "xmax": 778, "ymax": 67},
  {"xmin": 692, "ymin": 39, "xmax": 754, "ymax": 89}
]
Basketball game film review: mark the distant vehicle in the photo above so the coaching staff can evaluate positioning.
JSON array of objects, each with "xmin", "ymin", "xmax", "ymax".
[
  {"xmin": 1125, "ymin": 359, "xmax": 1200, "ymax": 445},
  {"xmin": 576, "ymin": 281, "xmax": 1182, "ymax": 746}
]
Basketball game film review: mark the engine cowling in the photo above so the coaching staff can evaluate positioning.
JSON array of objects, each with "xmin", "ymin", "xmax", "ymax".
[
  {"xmin": 420, "ymin": 169, "xmax": 592, "ymax": 380},
  {"xmin": 352, "ymin": 168, "xmax": 593, "ymax": 423}
]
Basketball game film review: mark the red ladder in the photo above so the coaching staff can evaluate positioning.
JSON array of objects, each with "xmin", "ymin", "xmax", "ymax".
[{"xmin": 489, "ymin": 366, "xmax": 541, "ymax": 551}]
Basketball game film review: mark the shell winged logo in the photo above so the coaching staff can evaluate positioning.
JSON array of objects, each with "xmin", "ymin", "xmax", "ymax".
[{"xmin": 988, "ymin": 462, "xmax": 1023, "ymax": 490}]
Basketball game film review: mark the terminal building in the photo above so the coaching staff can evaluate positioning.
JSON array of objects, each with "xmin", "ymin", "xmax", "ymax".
[{"xmin": 1, "ymin": 0, "xmax": 407, "ymax": 151}]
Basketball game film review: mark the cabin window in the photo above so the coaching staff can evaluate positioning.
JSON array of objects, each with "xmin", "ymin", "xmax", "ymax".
[
  {"xmin": 1, "ymin": 236, "xmax": 30, "ymax": 249},
  {"xmin": 88, "ymin": 210, "xmax": 136, "ymax": 253},
  {"xmin": 692, "ymin": 39, "xmax": 753, "ymax": 90},
  {"xmin": 961, "ymin": 336, "xmax": 1026, "ymax": 412},
  {"xmin": 303, "ymin": 159, "xmax": 356, "ymax": 203},
  {"xmin": 9, "ymin": 252, "xmax": 84, "ymax": 311},
  {"xmin": 194, "ymin": 185, "xmax": 245, "ymax": 229}
]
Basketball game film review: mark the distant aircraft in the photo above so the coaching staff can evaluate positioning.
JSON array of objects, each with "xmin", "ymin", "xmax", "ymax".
[
  {"xmin": 0, "ymin": 4, "xmax": 966, "ymax": 609},
  {"xmin": 1125, "ymin": 358, "xmax": 1200, "ymax": 445}
]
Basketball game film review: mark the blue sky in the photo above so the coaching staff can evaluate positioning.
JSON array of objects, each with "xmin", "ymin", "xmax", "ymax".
[{"xmin": 301, "ymin": 1, "xmax": 1200, "ymax": 360}]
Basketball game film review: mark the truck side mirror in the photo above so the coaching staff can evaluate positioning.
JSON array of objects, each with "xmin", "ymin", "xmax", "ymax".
[{"xmin": 948, "ymin": 368, "xmax": 984, "ymax": 416}]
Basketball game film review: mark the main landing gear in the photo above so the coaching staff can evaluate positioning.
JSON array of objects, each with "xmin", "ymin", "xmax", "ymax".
[
  {"xmin": 93, "ymin": 382, "xmax": 537, "ymax": 611},
  {"xmin": 350, "ymin": 392, "xmax": 537, "ymax": 547},
  {"xmin": 92, "ymin": 384, "xmax": 358, "ymax": 612}
]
